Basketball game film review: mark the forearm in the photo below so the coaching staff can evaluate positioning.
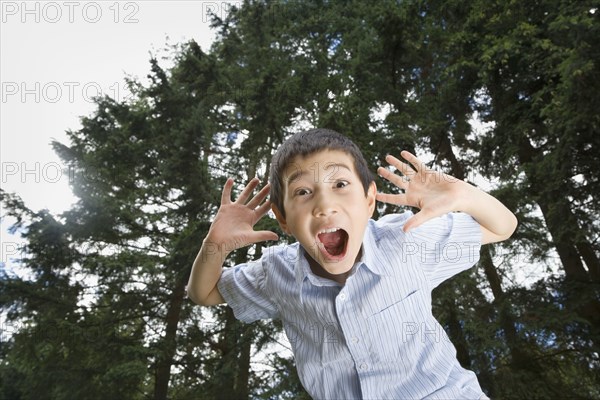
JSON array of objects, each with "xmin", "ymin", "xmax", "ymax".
[
  {"xmin": 456, "ymin": 181, "xmax": 517, "ymax": 244},
  {"xmin": 377, "ymin": 151, "xmax": 518, "ymax": 243},
  {"xmin": 187, "ymin": 239, "xmax": 228, "ymax": 306},
  {"xmin": 187, "ymin": 178, "xmax": 277, "ymax": 305}
]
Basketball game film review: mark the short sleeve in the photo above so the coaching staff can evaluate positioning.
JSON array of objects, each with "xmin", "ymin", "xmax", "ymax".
[
  {"xmin": 217, "ymin": 255, "xmax": 279, "ymax": 323},
  {"xmin": 408, "ymin": 212, "xmax": 482, "ymax": 289}
]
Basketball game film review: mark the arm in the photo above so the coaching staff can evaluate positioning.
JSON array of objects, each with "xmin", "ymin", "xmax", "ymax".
[
  {"xmin": 376, "ymin": 151, "xmax": 517, "ymax": 245},
  {"xmin": 187, "ymin": 177, "xmax": 279, "ymax": 306}
]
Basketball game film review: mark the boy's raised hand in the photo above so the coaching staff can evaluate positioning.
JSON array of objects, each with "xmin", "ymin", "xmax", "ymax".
[
  {"xmin": 205, "ymin": 177, "xmax": 279, "ymax": 254},
  {"xmin": 377, "ymin": 151, "xmax": 465, "ymax": 232}
]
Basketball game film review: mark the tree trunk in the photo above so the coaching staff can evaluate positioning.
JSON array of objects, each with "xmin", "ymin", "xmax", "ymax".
[
  {"xmin": 576, "ymin": 241, "xmax": 600, "ymax": 283},
  {"xmin": 517, "ymin": 135, "xmax": 600, "ymax": 330},
  {"xmin": 212, "ymin": 245, "xmax": 252, "ymax": 400},
  {"xmin": 235, "ymin": 325, "xmax": 252, "ymax": 400},
  {"xmin": 218, "ymin": 307, "xmax": 242, "ymax": 400},
  {"xmin": 479, "ymin": 248, "xmax": 531, "ymax": 368},
  {"xmin": 154, "ymin": 278, "xmax": 187, "ymax": 400},
  {"xmin": 445, "ymin": 291, "xmax": 473, "ymax": 368},
  {"xmin": 430, "ymin": 137, "xmax": 476, "ymax": 369}
]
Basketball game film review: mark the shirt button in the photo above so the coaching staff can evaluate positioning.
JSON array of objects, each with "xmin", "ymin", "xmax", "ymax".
[
  {"xmin": 359, "ymin": 362, "xmax": 369, "ymax": 371},
  {"xmin": 339, "ymin": 293, "xmax": 347, "ymax": 300},
  {"xmin": 351, "ymin": 337, "xmax": 359, "ymax": 344}
]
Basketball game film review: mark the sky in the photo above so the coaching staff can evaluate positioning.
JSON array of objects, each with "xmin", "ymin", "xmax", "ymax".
[
  {"xmin": 0, "ymin": 1, "xmax": 549, "ymax": 286},
  {"xmin": 1, "ymin": 0, "xmax": 234, "ymax": 268}
]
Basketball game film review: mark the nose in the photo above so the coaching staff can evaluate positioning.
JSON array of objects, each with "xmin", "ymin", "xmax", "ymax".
[{"xmin": 312, "ymin": 190, "xmax": 338, "ymax": 217}]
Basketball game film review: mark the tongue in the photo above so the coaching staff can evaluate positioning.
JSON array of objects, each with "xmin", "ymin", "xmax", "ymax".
[{"xmin": 318, "ymin": 230, "xmax": 345, "ymax": 256}]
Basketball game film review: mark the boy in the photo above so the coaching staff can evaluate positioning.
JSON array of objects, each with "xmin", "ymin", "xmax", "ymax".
[{"xmin": 187, "ymin": 128, "xmax": 517, "ymax": 399}]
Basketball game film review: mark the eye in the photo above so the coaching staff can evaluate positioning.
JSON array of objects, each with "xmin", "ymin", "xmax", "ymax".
[
  {"xmin": 294, "ymin": 188, "xmax": 312, "ymax": 196},
  {"xmin": 335, "ymin": 180, "xmax": 349, "ymax": 189}
]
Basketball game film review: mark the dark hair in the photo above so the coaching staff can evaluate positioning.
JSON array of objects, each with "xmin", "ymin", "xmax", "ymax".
[{"xmin": 269, "ymin": 128, "xmax": 375, "ymax": 217}]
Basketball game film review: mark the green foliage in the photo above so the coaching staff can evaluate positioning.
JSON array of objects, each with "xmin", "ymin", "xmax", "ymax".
[{"xmin": 2, "ymin": 0, "xmax": 599, "ymax": 398}]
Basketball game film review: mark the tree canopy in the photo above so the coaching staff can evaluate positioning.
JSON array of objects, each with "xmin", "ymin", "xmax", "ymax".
[{"xmin": 2, "ymin": 1, "xmax": 598, "ymax": 399}]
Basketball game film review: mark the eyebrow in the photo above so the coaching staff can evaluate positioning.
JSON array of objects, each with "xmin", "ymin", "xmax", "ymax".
[{"xmin": 286, "ymin": 162, "xmax": 353, "ymax": 184}]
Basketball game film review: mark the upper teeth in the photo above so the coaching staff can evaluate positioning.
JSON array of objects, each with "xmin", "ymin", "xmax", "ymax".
[{"xmin": 319, "ymin": 228, "xmax": 340, "ymax": 234}]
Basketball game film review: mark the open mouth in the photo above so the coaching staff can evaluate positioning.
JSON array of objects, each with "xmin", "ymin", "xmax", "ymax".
[{"xmin": 316, "ymin": 228, "xmax": 349, "ymax": 260}]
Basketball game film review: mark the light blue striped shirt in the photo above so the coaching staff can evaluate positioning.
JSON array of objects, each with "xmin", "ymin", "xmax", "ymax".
[{"xmin": 218, "ymin": 212, "xmax": 485, "ymax": 399}]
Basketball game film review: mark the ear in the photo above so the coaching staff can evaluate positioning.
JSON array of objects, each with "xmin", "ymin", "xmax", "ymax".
[
  {"xmin": 366, "ymin": 181, "xmax": 377, "ymax": 217},
  {"xmin": 271, "ymin": 204, "xmax": 290, "ymax": 234}
]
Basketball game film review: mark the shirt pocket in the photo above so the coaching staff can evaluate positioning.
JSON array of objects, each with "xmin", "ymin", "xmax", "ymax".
[
  {"xmin": 360, "ymin": 273, "xmax": 423, "ymax": 318},
  {"xmin": 364, "ymin": 288, "xmax": 431, "ymax": 363}
]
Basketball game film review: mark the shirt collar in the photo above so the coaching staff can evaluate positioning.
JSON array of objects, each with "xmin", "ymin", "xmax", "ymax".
[
  {"xmin": 356, "ymin": 219, "xmax": 393, "ymax": 277},
  {"xmin": 294, "ymin": 246, "xmax": 340, "ymax": 287}
]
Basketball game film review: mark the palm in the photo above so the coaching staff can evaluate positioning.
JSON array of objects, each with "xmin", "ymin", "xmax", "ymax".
[
  {"xmin": 376, "ymin": 151, "xmax": 464, "ymax": 231},
  {"xmin": 206, "ymin": 178, "xmax": 279, "ymax": 252}
]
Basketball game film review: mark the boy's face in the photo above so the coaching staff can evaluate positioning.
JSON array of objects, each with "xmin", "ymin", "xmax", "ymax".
[{"xmin": 272, "ymin": 150, "xmax": 376, "ymax": 276}]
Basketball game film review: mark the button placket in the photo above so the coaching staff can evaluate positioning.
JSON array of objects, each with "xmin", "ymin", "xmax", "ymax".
[{"xmin": 336, "ymin": 283, "xmax": 373, "ymax": 381}]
